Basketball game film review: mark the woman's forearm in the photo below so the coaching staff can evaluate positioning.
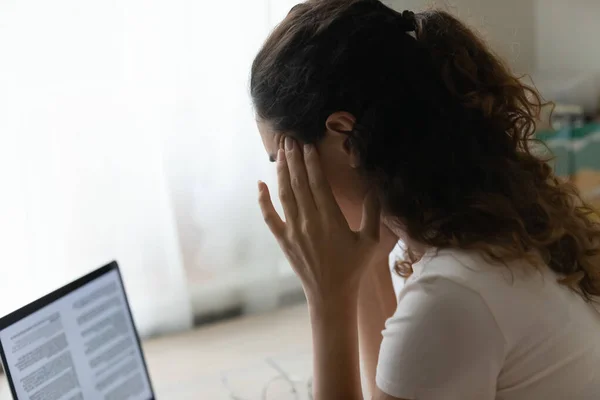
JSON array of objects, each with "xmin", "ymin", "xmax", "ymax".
[
  {"xmin": 307, "ymin": 261, "xmax": 396, "ymax": 400},
  {"xmin": 358, "ymin": 259, "xmax": 397, "ymax": 396},
  {"xmin": 309, "ymin": 293, "xmax": 363, "ymax": 400}
]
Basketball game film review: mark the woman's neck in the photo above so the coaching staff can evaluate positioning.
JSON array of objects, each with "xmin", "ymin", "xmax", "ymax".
[{"xmin": 383, "ymin": 217, "xmax": 430, "ymax": 259}]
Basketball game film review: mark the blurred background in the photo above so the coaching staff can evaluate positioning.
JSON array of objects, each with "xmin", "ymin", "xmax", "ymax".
[{"xmin": 0, "ymin": 0, "xmax": 599, "ymax": 398}]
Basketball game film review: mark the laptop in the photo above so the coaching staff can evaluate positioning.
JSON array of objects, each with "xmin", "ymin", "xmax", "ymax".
[{"xmin": 0, "ymin": 261, "xmax": 155, "ymax": 400}]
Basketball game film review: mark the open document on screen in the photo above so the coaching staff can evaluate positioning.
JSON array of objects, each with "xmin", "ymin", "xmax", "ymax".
[{"xmin": 0, "ymin": 269, "xmax": 153, "ymax": 400}]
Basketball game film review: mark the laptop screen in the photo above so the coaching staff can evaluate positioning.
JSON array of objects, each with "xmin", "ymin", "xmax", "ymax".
[{"xmin": 0, "ymin": 262, "xmax": 155, "ymax": 400}]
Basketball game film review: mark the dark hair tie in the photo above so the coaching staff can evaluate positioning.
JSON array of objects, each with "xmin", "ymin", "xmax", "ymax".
[{"xmin": 398, "ymin": 10, "xmax": 417, "ymax": 32}]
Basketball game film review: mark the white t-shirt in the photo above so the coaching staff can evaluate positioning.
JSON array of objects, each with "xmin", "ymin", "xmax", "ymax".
[{"xmin": 376, "ymin": 248, "xmax": 600, "ymax": 400}]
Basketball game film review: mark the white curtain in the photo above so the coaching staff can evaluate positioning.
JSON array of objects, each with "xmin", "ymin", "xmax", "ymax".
[
  {"xmin": 165, "ymin": 0, "xmax": 303, "ymax": 317},
  {"xmin": 0, "ymin": 0, "xmax": 194, "ymax": 337},
  {"xmin": 0, "ymin": 0, "xmax": 308, "ymax": 336}
]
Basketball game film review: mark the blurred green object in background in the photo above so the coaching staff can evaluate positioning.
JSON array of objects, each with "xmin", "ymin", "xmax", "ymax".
[
  {"xmin": 537, "ymin": 127, "xmax": 574, "ymax": 178},
  {"xmin": 537, "ymin": 122, "xmax": 600, "ymax": 215}
]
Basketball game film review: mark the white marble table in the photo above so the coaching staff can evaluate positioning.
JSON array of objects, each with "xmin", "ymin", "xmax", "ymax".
[{"xmin": 0, "ymin": 304, "xmax": 312, "ymax": 399}]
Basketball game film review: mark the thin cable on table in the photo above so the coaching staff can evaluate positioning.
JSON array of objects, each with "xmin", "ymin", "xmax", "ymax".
[
  {"xmin": 221, "ymin": 357, "xmax": 313, "ymax": 400},
  {"xmin": 263, "ymin": 357, "xmax": 300, "ymax": 400}
]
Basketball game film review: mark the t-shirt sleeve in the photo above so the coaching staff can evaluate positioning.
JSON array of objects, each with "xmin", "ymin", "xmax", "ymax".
[{"xmin": 375, "ymin": 276, "xmax": 505, "ymax": 400}]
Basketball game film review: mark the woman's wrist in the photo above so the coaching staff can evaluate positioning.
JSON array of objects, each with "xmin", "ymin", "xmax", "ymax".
[
  {"xmin": 307, "ymin": 282, "xmax": 362, "ymax": 400},
  {"xmin": 307, "ymin": 286, "xmax": 359, "ymax": 322}
]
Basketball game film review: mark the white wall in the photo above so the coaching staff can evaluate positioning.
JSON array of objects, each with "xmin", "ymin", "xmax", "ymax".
[
  {"xmin": 386, "ymin": 1, "xmax": 600, "ymax": 112},
  {"xmin": 385, "ymin": 0, "xmax": 536, "ymax": 74},
  {"xmin": 532, "ymin": 0, "xmax": 600, "ymax": 112},
  {"xmin": 535, "ymin": 0, "xmax": 600, "ymax": 72}
]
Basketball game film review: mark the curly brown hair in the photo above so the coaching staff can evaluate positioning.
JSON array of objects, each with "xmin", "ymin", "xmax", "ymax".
[{"xmin": 250, "ymin": 0, "xmax": 600, "ymax": 299}]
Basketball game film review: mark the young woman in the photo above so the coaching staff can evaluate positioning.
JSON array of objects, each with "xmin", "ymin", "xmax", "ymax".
[{"xmin": 251, "ymin": 1, "xmax": 600, "ymax": 399}]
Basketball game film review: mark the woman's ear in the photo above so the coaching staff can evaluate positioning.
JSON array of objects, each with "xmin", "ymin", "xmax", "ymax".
[{"xmin": 325, "ymin": 112, "xmax": 360, "ymax": 168}]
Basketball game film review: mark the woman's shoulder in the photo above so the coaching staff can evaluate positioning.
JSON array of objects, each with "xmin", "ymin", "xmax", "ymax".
[
  {"xmin": 409, "ymin": 247, "xmax": 552, "ymax": 294},
  {"xmin": 401, "ymin": 247, "xmax": 600, "ymax": 346},
  {"xmin": 408, "ymin": 248, "xmax": 562, "ymax": 313},
  {"xmin": 382, "ymin": 248, "xmax": 600, "ymax": 399},
  {"xmin": 380, "ymin": 261, "xmax": 506, "ymax": 399}
]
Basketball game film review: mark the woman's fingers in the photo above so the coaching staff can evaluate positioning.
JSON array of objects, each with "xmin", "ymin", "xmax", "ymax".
[
  {"xmin": 303, "ymin": 143, "xmax": 344, "ymax": 218},
  {"xmin": 285, "ymin": 137, "xmax": 317, "ymax": 217},
  {"xmin": 277, "ymin": 148, "xmax": 298, "ymax": 223},
  {"xmin": 360, "ymin": 189, "xmax": 381, "ymax": 241},
  {"xmin": 258, "ymin": 181, "xmax": 286, "ymax": 238}
]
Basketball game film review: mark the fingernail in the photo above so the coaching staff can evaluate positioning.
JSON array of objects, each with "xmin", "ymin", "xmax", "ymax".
[
  {"xmin": 285, "ymin": 137, "xmax": 293, "ymax": 151},
  {"xmin": 303, "ymin": 144, "xmax": 312, "ymax": 154},
  {"xmin": 277, "ymin": 148, "xmax": 285, "ymax": 162},
  {"xmin": 257, "ymin": 180, "xmax": 263, "ymax": 192}
]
